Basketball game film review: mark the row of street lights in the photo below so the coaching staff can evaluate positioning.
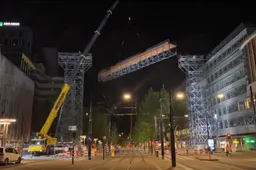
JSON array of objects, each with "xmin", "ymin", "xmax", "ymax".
[{"xmin": 122, "ymin": 91, "xmax": 186, "ymax": 167}]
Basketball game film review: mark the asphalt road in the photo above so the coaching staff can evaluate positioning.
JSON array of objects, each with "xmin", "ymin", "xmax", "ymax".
[
  {"xmin": 0, "ymin": 150, "xmax": 177, "ymax": 170},
  {"xmin": 1, "ymin": 150, "xmax": 256, "ymax": 170}
]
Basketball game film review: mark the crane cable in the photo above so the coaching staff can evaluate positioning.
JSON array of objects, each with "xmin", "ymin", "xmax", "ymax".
[{"xmin": 119, "ymin": 17, "xmax": 143, "ymax": 59}]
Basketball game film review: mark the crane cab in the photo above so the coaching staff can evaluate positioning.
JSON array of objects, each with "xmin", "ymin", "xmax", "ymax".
[{"xmin": 28, "ymin": 138, "xmax": 47, "ymax": 155}]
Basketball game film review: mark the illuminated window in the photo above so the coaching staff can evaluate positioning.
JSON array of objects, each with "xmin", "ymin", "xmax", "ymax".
[{"xmin": 244, "ymin": 98, "xmax": 251, "ymax": 109}]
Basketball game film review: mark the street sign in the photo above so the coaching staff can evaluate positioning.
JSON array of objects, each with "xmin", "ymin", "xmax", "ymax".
[
  {"xmin": 233, "ymin": 139, "xmax": 239, "ymax": 144},
  {"xmin": 68, "ymin": 126, "xmax": 77, "ymax": 131}
]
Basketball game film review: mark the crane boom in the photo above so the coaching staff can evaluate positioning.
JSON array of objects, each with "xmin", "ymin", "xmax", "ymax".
[{"xmin": 38, "ymin": 0, "xmax": 119, "ymax": 137}]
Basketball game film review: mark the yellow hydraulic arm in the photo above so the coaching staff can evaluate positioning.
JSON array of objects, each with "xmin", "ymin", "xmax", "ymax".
[{"xmin": 36, "ymin": 0, "xmax": 120, "ymax": 141}]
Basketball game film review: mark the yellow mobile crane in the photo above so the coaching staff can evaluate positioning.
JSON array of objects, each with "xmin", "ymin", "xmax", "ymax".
[{"xmin": 28, "ymin": 0, "xmax": 119, "ymax": 154}]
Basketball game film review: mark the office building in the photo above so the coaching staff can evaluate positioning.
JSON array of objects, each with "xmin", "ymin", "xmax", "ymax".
[
  {"xmin": 180, "ymin": 23, "xmax": 256, "ymax": 150},
  {"xmin": 20, "ymin": 49, "xmax": 63, "ymax": 133},
  {"xmin": 203, "ymin": 24, "xmax": 256, "ymax": 151},
  {"xmin": 0, "ymin": 53, "xmax": 34, "ymax": 144},
  {"xmin": 0, "ymin": 21, "xmax": 32, "ymax": 67}
]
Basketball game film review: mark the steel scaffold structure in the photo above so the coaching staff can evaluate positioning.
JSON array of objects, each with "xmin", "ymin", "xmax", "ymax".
[
  {"xmin": 98, "ymin": 40, "xmax": 177, "ymax": 82},
  {"xmin": 178, "ymin": 55, "xmax": 216, "ymax": 147},
  {"xmin": 56, "ymin": 53, "xmax": 92, "ymax": 141}
]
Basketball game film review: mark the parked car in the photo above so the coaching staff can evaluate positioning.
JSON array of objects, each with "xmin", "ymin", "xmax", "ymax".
[{"xmin": 0, "ymin": 147, "xmax": 21, "ymax": 166}]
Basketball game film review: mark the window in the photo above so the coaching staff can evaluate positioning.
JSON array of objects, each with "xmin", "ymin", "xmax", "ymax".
[
  {"xmin": 237, "ymin": 117, "xmax": 245, "ymax": 126},
  {"xmin": 12, "ymin": 148, "xmax": 18, "ymax": 154},
  {"xmin": 230, "ymin": 119, "xmax": 234, "ymax": 127},
  {"xmin": 12, "ymin": 39, "xmax": 18, "ymax": 46},
  {"xmin": 3, "ymin": 39, "xmax": 8, "ymax": 45},
  {"xmin": 244, "ymin": 98, "xmax": 251, "ymax": 109},
  {"xmin": 224, "ymin": 120, "xmax": 228, "ymax": 128},
  {"xmin": 219, "ymin": 121, "xmax": 223, "ymax": 129},
  {"xmin": 218, "ymin": 108, "xmax": 222, "ymax": 116},
  {"xmin": 5, "ymin": 148, "xmax": 12, "ymax": 153},
  {"xmin": 238, "ymin": 101, "xmax": 245, "ymax": 111},
  {"xmin": 9, "ymin": 32, "xmax": 15, "ymax": 37},
  {"xmin": 222, "ymin": 107, "xmax": 227, "ymax": 115}
]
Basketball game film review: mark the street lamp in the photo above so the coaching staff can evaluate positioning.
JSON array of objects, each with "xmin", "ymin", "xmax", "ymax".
[
  {"xmin": 123, "ymin": 93, "xmax": 131, "ymax": 100},
  {"xmin": 176, "ymin": 92, "xmax": 185, "ymax": 100},
  {"xmin": 184, "ymin": 114, "xmax": 188, "ymax": 118},
  {"xmin": 122, "ymin": 93, "xmax": 134, "ymax": 143},
  {"xmin": 169, "ymin": 92, "xmax": 186, "ymax": 167}
]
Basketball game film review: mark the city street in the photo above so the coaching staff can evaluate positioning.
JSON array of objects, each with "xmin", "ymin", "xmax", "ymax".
[
  {"xmin": 1, "ymin": 150, "xmax": 256, "ymax": 170},
  {"xmin": 0, "ymin": 150, "xmax": 177, "ymax": 170}
]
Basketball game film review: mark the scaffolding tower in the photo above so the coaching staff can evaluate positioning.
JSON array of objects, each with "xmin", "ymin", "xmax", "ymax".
[
  {"xmin": 56, "ymin": 52, "xmax": 92, "ymax": 141},
  {"xmin": 178, "ymin": 55, "xmax": 215, "ymax": 148}
]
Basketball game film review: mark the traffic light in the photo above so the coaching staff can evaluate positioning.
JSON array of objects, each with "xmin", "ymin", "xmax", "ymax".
[{"xmin": 226, "ymin": 133, "xmax": 231, "ymax": 139}]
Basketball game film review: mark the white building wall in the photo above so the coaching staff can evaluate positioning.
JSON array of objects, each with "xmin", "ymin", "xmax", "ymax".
[
  {"xmin": 0, "ymin": 53, "xmax": 34, "ymax": 142},
  {"xmin": 204, "ymin": 26, "xmax": 256, "ymax": 137}
]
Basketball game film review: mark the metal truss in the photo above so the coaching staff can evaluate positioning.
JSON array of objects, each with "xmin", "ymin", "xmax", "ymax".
[
  {"xmin": 98, "ymin": 42, "xmax": 177, "ymax": 82},
  {"xmin": 178, "ymin": 55, "xmax": 216, "ymax": 147},
  {"xmin": 56, "ymin": 52, "xmax": 92, "ymax": 142}
]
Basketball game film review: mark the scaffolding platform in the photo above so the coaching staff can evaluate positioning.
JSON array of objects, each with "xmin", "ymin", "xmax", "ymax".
[
  {"xmin": 178, "ymin": 55, "xmax": 216, "ymax": 147},
  {"xmin": 98, "ymin": 40, "xmax": 177, "ymax": 82}
]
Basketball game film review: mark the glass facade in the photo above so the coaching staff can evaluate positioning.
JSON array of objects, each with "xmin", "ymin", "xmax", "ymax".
[{"xmin": 202, "ymin": 26, "xmax": 256, "ymax": 137}]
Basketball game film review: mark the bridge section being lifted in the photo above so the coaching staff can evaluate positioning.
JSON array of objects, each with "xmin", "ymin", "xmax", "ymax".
[{"xmin": 98, "ymin": 40, "xmax": 177, "ymax": 82}]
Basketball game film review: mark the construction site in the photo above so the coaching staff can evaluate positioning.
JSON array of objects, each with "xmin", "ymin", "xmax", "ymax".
[{"xmin": 1, "ymin": 0, "xmax": 256, "ymax": 158}]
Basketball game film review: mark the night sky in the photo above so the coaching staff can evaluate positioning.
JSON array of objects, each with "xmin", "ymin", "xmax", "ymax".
[{"xmin": 1, "ymin": 1, "xmax": 255, "ymax": 134}]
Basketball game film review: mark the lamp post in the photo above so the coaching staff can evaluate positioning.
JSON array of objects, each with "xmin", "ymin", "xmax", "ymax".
[
  {"xmin": 0, "ymin": 119, "xmax": 16, "ymax": 147},
  {"xmin": 159, "ymin": 99, "xmax": 165, "ymax": 160},
  {"xmin": 122, "ymin": 93, "xmax": 134, "ymax": 142},
  {"xmin": 169, "ymin": 92, "xmax": 185, "ymax": 167},
  {"xmin": 169, "ymin": 95, "xmax": 176, "ymax": 167}
]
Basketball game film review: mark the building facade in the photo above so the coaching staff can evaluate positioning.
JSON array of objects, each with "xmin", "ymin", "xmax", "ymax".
[
  {"xmin": 20, "ymin": 51, "xmax": 63, "ymax": 134},
  {"xmin": 0, "ymin": 53, "xmax": 34, "ymax": 143},
  {"xmin": 202, "ymin": 24, "xmax": 256, "ymax": 151},
  {"xmin": 0, "ymin": 22, "xmax": 33, "ymax": 67}
]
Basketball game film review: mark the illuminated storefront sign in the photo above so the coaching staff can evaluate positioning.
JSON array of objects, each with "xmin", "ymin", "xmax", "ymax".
[{"xmin": 0, "ymin": 22, "xmax": 20, "ymax": 27}]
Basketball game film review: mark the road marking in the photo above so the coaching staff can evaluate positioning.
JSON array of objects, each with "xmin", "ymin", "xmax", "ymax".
[
  {"xmin": 177, "ymin": 163, "xmax": 195, "ymax": 170},
  {"xmin": 150, "ymin": 161, "xmax": 164, "ymax": 170}
]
